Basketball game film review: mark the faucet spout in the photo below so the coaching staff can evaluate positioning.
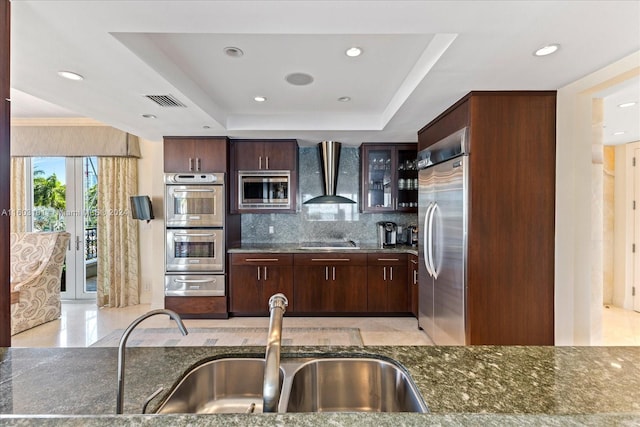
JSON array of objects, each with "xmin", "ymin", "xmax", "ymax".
[
  {"xmin": 262, "ymin": 293, "xmax": 288, "ymax": 413},
  {"xmin": 116, "ymin": 309, "xmax": 188, "ymax": 414}
]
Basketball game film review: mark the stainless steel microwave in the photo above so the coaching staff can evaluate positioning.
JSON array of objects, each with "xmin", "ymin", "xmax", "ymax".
[{"xmin": 238, "ymin": 170, "xmax": 291, "ymax": 209}]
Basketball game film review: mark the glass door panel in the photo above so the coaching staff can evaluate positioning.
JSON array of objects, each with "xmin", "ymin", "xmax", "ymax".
[
  {"xmin": 365, "ymin": 148, "xmax": 393, "ymax": 210},
  {"xmin": 30, "ymin": 157, "xmax": 97, "ymax": 300},
  {"xmin": 396, "ymin": 149, "xmax": 418, "ymax": 211}
]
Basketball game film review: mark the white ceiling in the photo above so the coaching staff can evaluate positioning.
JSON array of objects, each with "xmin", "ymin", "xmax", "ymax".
[{"xmin": 9, "ymin": 0, "xmax": 640, "ymax": 146}]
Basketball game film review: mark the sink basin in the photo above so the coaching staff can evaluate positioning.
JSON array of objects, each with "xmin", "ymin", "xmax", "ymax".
[
  {"xmin": 156, "ymin": 358, "xmax": 284, "ymax": 414},
  {"xmin": 285, "ymin": 358, "xmax": 428, "ymax": 413},
  {"xmin": 155, "ymin": 356, "xmax": 427, "ymax": 414}
]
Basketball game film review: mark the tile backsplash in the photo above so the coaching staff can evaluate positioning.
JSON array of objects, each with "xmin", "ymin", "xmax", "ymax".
[{"xmin": 241, "ymin": 146, "xmax": 417, "ymax": 245}]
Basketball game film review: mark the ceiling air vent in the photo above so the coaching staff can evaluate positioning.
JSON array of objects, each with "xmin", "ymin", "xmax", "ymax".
[{"xmin": 144, "ymin": 94, "xmax": 187, "ymax": 108}]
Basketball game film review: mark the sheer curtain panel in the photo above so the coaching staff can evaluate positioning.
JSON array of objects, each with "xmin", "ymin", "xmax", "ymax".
[{"xmin": 10, "ymin": 157, "xmax": 26, "ymax": 233}]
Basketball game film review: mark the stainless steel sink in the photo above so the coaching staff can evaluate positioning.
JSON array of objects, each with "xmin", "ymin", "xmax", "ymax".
[
  {"xmin": 155, "ymin": 356, "xmax": 428, "ymax": 414},
  {"xmin": 284, "ymin": 358, "xmax": 428, "ymax": 413},
  {"xmin": 155, "ymin": 358, "xmax": 284, "ymax": 414}
]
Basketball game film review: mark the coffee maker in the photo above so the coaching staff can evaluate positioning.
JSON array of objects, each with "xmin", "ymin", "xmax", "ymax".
[
  {"xmin": 406, "ymin": 225, "xmax": 418, "ymax": 247},
  {"xmin": 377, "ymin": 221, "xmax": 397, "ymax": 248}
]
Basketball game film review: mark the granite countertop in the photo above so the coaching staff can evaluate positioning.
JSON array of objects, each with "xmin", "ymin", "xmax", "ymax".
[
  {"xmin": 1, "ymin": 345, "xmax": 639, "ymax": 425},
  {"xmin": 228, "ymin": 243, "xmax": 418, "ymax": 255}
]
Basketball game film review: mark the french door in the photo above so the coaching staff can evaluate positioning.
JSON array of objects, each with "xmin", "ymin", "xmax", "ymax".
[{"xmin": 29, "ymin": 157, "xmax": 98, "ymax": 300}]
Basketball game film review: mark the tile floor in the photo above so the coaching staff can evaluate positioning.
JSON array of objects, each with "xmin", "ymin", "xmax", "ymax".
[
  {"xmin": 10, "ymin": 302, "xmax": 434, "ymax": 347},
  {"xmin": 10, "ymin": 302, "xmax": 640, "ymax": 347},
  {"xmin": 602, "ymin": 304, "xmax": 640, "ymax": 345}
]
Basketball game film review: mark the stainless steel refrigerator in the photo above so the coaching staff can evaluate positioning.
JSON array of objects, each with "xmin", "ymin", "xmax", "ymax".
[{"xmin": 417, "ymin": 127, "xmax": 468, "ymax": 345}]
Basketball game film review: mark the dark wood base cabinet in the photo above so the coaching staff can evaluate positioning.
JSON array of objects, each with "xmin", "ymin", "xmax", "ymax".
[
  {"xmin": 229, "ymin": 254, "xmax": 294, "ymax": 315},
  {"xmin": 409, "ymin": 254, "xmax": 419, "ymax": 317},
  {"xmin": 367, "ymin": 254, "xmax": 408, "ymax": 313},
  {"xmin": 164, "ymin": 296, "xmax": 228, "ymax": 319},
  {"xmin": 418, "ymin": 91, "xmax": 556, "ymax": 345},
  {"xmin": 293, "ymin": 253, "xmax": 368, "ymax": 314},
  {"xmin": 228, "ymin": 252, "xmax": 417, "ymax": 316}
]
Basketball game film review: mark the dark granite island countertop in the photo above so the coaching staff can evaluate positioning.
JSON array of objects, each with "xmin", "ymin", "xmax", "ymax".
[{"xmin": 1, "ymin": 346, "xmax": 639, "ymax": 426}]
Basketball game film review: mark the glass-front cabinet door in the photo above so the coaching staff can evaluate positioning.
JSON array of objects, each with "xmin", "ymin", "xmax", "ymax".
[
  {"xmin": 363, "ymin": 146, "xmax": 394, "ymax": 210},
  {"xmin": 360, "ymin": 143, "xmax": 417, "ymax": 213}
]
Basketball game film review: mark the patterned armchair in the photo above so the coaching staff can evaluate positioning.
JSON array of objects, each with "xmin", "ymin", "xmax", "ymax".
[{"xmin": 10, "ymin": 231, "xmax": 70, "ymax": 335}]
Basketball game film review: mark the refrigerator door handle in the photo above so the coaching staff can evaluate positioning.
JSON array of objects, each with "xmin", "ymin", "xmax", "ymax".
[
  {"xmin": 428, "ymin": 202, "xmax": 440, "ymax": 280},
  {"xmin": 423, "ymin": 202, "xmax": 435, "ymax": 277}
]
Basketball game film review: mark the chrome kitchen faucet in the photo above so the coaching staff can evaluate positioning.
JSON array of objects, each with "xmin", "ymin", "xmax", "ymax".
[
  {"xmin": 116, "ymin": 309, "xmax": 188, "ymax": 414},
  {"xmin": 262, "ymin": 293, "xmax": 288, "ymax": 413}
]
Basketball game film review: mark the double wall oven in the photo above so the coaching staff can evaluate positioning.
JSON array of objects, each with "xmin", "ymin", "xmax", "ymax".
[{"xmin": 164, "ymin": 173, "xmax": 226, "ymax": 297}]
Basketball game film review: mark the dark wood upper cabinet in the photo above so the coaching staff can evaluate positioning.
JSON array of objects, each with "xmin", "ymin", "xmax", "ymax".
[
  {"xmin": 164, "ymin": 137, "xmax": 228, "ymax": 173},
  {"xmin": 418, "ymin": 91, "xmax": 556, "ymax": 345},
  {"xmin": 360, "ymin": 143, "xmax": 417, "ymax": 213},
  {"xmin": 232, "ymin": 139, "xmax": 298, "ymax": 171},
  {"xmin": 229, "ymin": 139, "xmax": 298, "ymax": 213}
]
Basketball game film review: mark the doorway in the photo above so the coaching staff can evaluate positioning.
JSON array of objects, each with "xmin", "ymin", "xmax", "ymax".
[
  {"xmin": 29, "ymin": 157, "xmax": 98, "ymax": 300},
  {"xmin": 635, "ymin": 147, "xmax": 640, "ymax": 313}
]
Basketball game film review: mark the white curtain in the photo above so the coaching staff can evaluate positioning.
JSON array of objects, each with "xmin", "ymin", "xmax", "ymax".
[
  {"xmin": 96, "ymin": 157, "xmax": 139, "ymax": 308},
  {"xmin": 10, "ymin": 157, "xmax": 27, "ymax": 233}
]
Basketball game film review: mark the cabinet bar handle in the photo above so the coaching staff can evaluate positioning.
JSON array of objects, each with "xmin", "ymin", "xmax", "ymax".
[
  {"xmin": 332, "ymin": 266, "xmax": 336, "ymax": 281},
  {"xmin": 266, "ymin": 156, "xmax": 269, "ymax": 169},
  {"xmin": 259, "ymin": 156, "xmax": 262, "ymax": 170},
  {"xmin": 311, "ymin": 258, "xmax": 350, "ymax": 262},
  {"xmin": 245, "ymin": 258, "xmax": 279, "ymax": 262},
  {"xmin": 383, "ymin": 266, "xmax": 386, "ymax": 281},
  {"xmin": 325, "ymin": 266, "xmax": 329, "ymax": 281},
  {"xmin": 196, "ymin": 157, "xmax": 201, "ymax": 171},
  {"xmin": 264, "ymin": 266, "xmax": 268, "ymax": 281},
  {"xmin": 189, "ymin": 158, "xmax": 193, "ymax": 171},
  {"xmin": 257, "ymin": 266, "xmax": 261, "ymax": 281},
  {"xmin": 390, "ymin": 266, "xmax": 393, "ymax": 281},
  {"xmin": 413, "ymin": 270, "xmax": 418, "ymax": 284},
  {"xmin": 410, "ymin": 259, "xmax": 418, "ymax": 265},
  {"xmin": 377, "ymin": 258, "xmax": 400, "ymax": 262}
]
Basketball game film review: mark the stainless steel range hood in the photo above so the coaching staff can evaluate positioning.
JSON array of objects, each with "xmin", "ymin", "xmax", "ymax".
[{"xmin": 304, "ymin": 140, "xmax": 356, "ymax": 204}]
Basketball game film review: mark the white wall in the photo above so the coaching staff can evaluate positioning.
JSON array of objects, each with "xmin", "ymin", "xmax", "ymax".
[
  {"xmin": 613, "ymin": 141, "xmax": 640, "ymax": 309},
  {"xmin": 555, "ymin": 51, "xmax": 640, "ymax": 345},
  {"xmin": 137, "ymin": 138, "xmax": 165, "ymax": 308}
]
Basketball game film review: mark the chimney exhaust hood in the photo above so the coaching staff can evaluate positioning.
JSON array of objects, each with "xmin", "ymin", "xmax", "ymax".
[{"xmin": 303, "ymin": 141, "xmax": 356, "ymax": 204}]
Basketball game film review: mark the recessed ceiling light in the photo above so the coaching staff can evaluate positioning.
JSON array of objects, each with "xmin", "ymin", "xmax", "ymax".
[
  {"xmin": 224, "ymin": 46, "xmax": 244, "ymax": 57},
  {"xmin": 345, "ymin": 47, "xmax": 362, "ymax": 57},
  {"xmin": 142, "ymin": 114, "xmax": 157, "ymax": 119},
  {"xmin": 57, "ymin": 70, "xmax": 84, "ymax": 81},
  {"xmin": 534, "ymin": 44, "xmax": 560, "ymax": 56},
  {"xmin": 618, "ymin": 101, "xmax": 637, "ymax": 108},
  {"xmin": 285, "ymin": 72, "xmax": 314, "ymax": 86},
  {"xmin": 613, "ymin": 131, "xmax": 626, "ymax": 136},
  {"xmin": 338, "ymin": 96, "xmax": 351, "ymax": 102},
  {"xmin": 254, "ymin": 96, "xmax": 267, "ymax": 102}
]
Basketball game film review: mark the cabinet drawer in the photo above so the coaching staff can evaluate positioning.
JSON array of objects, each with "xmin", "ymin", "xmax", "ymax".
[
  {"xmin": 367, "ymin": 253, "xmax": 407, "ymax": 265},
  {"xmin": 231, "ymin": 253, "xmax": 293, "ymax": 266},
  {"xmin": 294, "ymin": 253, "xmax": 367, "ymax": 266}
]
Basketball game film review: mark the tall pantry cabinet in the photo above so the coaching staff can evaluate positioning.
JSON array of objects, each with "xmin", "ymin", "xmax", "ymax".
[{"xmin": 418, "ymin": 91, "xmax": 556, "ymax": 345}]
